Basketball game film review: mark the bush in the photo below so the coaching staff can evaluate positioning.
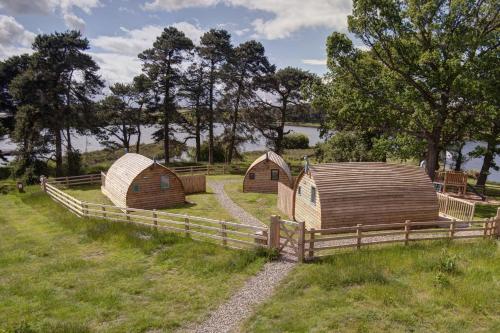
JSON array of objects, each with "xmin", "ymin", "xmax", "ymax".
[
  {"xmin": 282, "ymin": 133, "xmax": 309, "ymax": 149},
  {"xmin": 0, "ymin": 167, "xmax": 11, "ymax": 180},
  {"xmin": 315, "ymin": 131, "xmax": 386, "ymax": 162},
  {"xmin": 194, "ymin": 139, "xmax": 227, "ymax": 163}
]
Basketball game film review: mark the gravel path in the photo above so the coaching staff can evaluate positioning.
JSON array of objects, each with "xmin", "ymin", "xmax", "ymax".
[
  {"xmin": 188, "ymin": 260, "xmax": 294, "ymax": 333},
  {"xmin": 182, "ymin": 180, "xmax": 295, "ymax": 333},
  {"xmin": 208, "ymin": 180, "xmax": 266, "ymax": 228}
]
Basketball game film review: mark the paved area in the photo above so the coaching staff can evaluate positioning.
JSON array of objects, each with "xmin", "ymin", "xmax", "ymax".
[
  {"xmin": 185, "ymin": 180, "xmax": 294, "ymax": 333},
  {"xmin": 208, "ymin": 180, "xmax": 266, "ymax": 228},
  {"xmin": 188, "ymin": 260, "xmax": 294, "ymax": 333}
]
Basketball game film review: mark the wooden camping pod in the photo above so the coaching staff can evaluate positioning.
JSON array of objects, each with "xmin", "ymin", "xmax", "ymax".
[
  {"xmin": 101, "ymin": 153, "xmax": 185, "ymax": 210},
  {"xmin": 243, "ymin": 151, "xmax": 293, "ymax": 193},
  {"xmin": 293, "ymin": 162, "xmax": 439, "ymax": 229}
]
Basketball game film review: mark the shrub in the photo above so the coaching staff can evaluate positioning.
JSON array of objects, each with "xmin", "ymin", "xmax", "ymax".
[{"xmin": 282, "ymin": 133, "xmax": 309, "ymax": 149}]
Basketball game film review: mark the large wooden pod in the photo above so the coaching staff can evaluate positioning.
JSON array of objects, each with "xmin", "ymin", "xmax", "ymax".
[
  {"xmin": 293, "ymin": 163, "xmax": 439, "ymax": 229},
  {"xmin": 101, "ymin": 153, "xmax": 185, "ymax": 210},
  {"xmin": 243, "ymin": 151, "xmax": 293, "ymax": 193}
]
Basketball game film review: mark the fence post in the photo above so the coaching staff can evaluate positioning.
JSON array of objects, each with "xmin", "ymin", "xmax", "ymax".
[
  {"xmin": 483, "ymin": 219, "xmax": 489, "ymax": 239},
  {"xmin": 494, "ymin": 208, "xmax": 500, "ymax": 239},
  {"xmin": 404, "ymin": 220, "xmax": 410, "ymax": 245},
  {"xmin": 444, "ymin": 195, "xmax": 449, "ymax": 215},
  {"xmin": 101, "ymin": 205, "xmax": 106, "ymax": 218},
  {"xmin": 356, "ymin": 224, "xmax": 362, "ymax": 249},
  {"xmin": 39, "ymin": 176, "xmax": 47, "ymax": 192},
  {"xmin": 83, "ymin": 202, "xmax": 88, "ymax": 217},
  {"xmin": 65, "ymin": 176, "xmax": 69, "ymax": 187},
  {"xmin": 470, "ymin": 202, "xmax": 476, "ymax": 221},
  {"xmin": 221, "ymin": 222, "xmax": 227, "ymax": 246},
  {"xmin": 308, "ymin": 228, "xmax": 315, "ymax": 259},
  {"xmin": 449, "ymin": 219, "xmax": 456, "ymax": 239},
  {"xmin": 153, "ymin": 209, "xmax": 158, "ymax": 230},
  {"xmin": 268, "ymin": 215, "xmax": 280, "ymax": 250},
  {"xmin": 297, "ymin": 221, "xmax": 305, "ymax": 263},
  {"xmin": 126, "ymin": 208, "xmax": 130, "ymax": 222},
  {"xmin": 184, "ymin": 216, "xmax": 190, "ymax": 237}
]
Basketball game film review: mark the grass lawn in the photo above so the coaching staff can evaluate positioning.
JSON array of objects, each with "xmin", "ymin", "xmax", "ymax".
[
  {"xmin": 64, "ymin": 182, "xmax": 234, "ymax": 221},
  {"xmin": 0, "ymin": 187, "xmax": 267, "ymax": 332},
  {"xmin": 223, "ymin": 179, "xmax": 282, "ymax": 224},
  {"xmin": 243, "ymin": 240, "xmax": 500, "ymax": 333},
  {"xmin": 474, "ymin": 204, "xmax": 500, "ymax": 219}
]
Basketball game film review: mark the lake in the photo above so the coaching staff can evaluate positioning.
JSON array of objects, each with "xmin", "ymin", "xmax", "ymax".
[{"xmin": 1, "ymin": 125, "xmax": 498, "ymax": 182}]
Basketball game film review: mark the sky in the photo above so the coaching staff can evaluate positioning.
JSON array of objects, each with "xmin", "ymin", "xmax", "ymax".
[{"xmin": 0, "ymin": 0, "xmax": 354, "ymax": 85}]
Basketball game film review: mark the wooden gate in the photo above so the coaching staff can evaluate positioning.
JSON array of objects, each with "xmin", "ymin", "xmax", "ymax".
[{"xmin": 269, "ymin": 216, "xmax": 305, "ymax": 262}]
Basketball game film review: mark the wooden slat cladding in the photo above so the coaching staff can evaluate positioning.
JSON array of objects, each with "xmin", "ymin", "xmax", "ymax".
[
  {"xmin": 243, "ymin": 151, "xmax": 293, "ymax": 193},
  {"xmin": 180, "ymin": 175, "xmax": 206, "ymax": 194},
  {"xmin": 294, "ymin": 172, "xmax": 321, "ymax": 229},
  {"xmin": 277, "ymin": 182, "xmax": 294, "ymax": 218},
  {"xmin": 293, "ymin": 163, "xmax": 439, "ymax": 229},
  {"xmin": 102, "ymin": 153, "xmax": 187, "ymax": 210}
]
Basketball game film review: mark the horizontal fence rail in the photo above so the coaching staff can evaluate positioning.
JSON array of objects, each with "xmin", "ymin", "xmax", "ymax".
[
  {"xmin": 41, "ymin": 174, "xmax": 500, "ymax": 262},
  {"xmin": 437, "ymin": 193, "xmax": 476, "ymax": 221},
  {"xmin": 304, "ymin": 218, "xmax": 498, "ymax": 260},
  {"xmin": 43, "ymin": 180, "xmax": 268, "ymax": 251}
]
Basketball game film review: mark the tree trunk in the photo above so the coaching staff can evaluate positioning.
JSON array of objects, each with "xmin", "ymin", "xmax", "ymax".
[
  {"xmin": 54, "ymin": 128, "xmax": 63, "ymax": 176},
  {"xmin": 136, "ymin": 122, "xmax": 141, "ymax": 153},
  {"xmin": 195, "ymin": 109, "xmax": 201, "ymax": 163},
  {"xmin": 275, "ymin": 100, "xmax": 287, "ymax": 155},
  {"xmin": 227, "ymin": 84, "xmax": 242, "ymax": 163},
  {"xmin": 426, "ymin": 138, "xmax": 440, "ymax": 181},
  {"xmin": 208, "ymin": 61, "xmax": 215, "ymax": 165},
  {"xmin": 476, "ymin": 140, "xmax": 495, "ymax": 186},
  {"xmin": 122, "ymin": 124, "xmax": 129, "ymax": 151},
  {"xmin": 454, "ymin": 142, "xmax": 465, "ymax": 171}
]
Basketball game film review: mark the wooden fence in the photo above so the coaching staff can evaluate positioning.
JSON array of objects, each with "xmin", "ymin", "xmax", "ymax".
[
  {"xmin": 180, "ymin": 174, "xmax": 206, "ymax": 194},
  {"xmin": 437, "ymin": 193, "xmax": 476, "ymax": 221},
  {"xmin": 270, "ymin": 212, "xmax": 500, "ymax": 262},
  {"xmin": 43, "ymin": 180, "xmax": 268, "ymax": 251},
  {"xmin": 42, "ymin": 174, "xmax": 500, "ymax": 263},
  {"xmin": 47, "ymin": 173, "xmax": 102, "ymax": 187},
  {"xmin": 277, "ymin": 182, "xmax": 294, "ymax": 218}
]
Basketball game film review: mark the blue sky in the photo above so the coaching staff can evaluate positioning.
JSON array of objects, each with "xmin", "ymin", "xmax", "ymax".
[{"xmin": 0, "ymin": 0, "xmax": 354, "ymax": 85}]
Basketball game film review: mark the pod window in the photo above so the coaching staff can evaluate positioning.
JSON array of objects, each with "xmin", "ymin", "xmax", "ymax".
[
  {"xmin": 249, "ymin": 173, "xmax": 255, "ymax": 180},
  {"xmin": 271, "ymin": 169, "xmax": 279, "ymax": 181},
  {"xmin": 160, "ymin": 175, "xmax": 170, "ymax": 190}
]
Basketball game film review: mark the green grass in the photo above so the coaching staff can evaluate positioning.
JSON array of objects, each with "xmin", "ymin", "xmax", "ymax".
[
  {"xmin": 63, "ymin": 182, "xmax": 234, "ymax": 221},
  {"xmin": 243, "ymin": 240, "xmax": 500, "ymax": 333},
  {"xmin": 475, "ymin": 204, "xmax": 500, "ymax": 219},
  {"xmin": 0, "ymin": 187, "xmax": 267, "ymax": 332},
  {"xmin": 223, "ymin": 180, "xmax": 282, "ymax": 224}
]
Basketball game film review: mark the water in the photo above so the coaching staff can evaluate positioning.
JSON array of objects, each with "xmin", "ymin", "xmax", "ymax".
[{"xmin": 1, "ymin": 126, "xmax": 498, "ymax": 182}]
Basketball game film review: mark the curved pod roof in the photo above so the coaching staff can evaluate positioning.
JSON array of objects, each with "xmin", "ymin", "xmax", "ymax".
[{"xmin": 245, "ymin": 151, "xmax": 292, "ymax": 182}]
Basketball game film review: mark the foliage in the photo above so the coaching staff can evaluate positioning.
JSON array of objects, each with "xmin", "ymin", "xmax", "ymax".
[
  {"xmin": 198, "ymin": 29, "xmax": 233, "ymax": 164},
  {"xmin": 248, "ymin": 67, "xmax": 318, "ymax": 154},
  {"xmin": 243, "ymin": 241, "xmax": 500, "ymax": 332},
  {"xmin": 282, "ymin": 133, "xmax": 309, "ymax": 149},
  {"xmin": 316, "ymin": 131, "xmax": 385, "ymax": 162},
  {"xmin": 139, "ymin": 27, "xmax": 194, "ymax": 163},
  {"xmin": 312, "ymin": 0, "xmax": 499, "ymax": 181},
  {"xmin": 195, "ymin": 139, "xmax": 227, "ymax": 163}
]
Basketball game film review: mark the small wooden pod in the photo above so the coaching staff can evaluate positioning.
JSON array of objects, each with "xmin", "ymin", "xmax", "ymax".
[
  {"xmin": 293, "ymin": 162, "xmax": 439, "ymax": 229},
  {"xmin": 243, "ymin": 151, "xmax": 293, "ymax": 193},
  {"xmin": 102, "ymin": 153, "xmax": 185, "ymax": 209}
]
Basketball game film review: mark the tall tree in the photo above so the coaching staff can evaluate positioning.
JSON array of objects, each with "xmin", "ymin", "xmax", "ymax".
[
  {"xmin": 222, "ymin": 40, "xmax": 272, "ymax": 163},
  {"xmin": 95, "ymin": 83, "xmax": 137, "ymax": 151},
  {"xmin": 9, "ymin": 31, "xmax": 102, "ymax": 176},
  {"xmin": 341, "ymin": 0, "xmax": 499, "ymax": 180},
  {"xmin": 179, "ymin": 61, "xmax": 208, "ymax": 162},
  {"xmin": 250, "ymin": 67, "xmax": 316, "ymax": 154},
  {"xmin": 198, "ymin": 29, "xmax": 232, "ymax": 164},
  {"xmin": 139, "ymin": 27, "xmax": 193, "ymax": 163},
  {"xmin": 131, "ymin": 74, "xmax": 153, "ymax": 153}
]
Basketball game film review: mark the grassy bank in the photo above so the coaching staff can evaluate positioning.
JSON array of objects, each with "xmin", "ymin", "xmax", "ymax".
[
  {"xmin": 0, "ymin": 187, "xmax": 267, "ymax": 332},
  {"xmin": 243, "ymin": 240, "xmax": 500, "ymax": 333},
  {"xmin": 223, "ymin": 180, "xmax": 282, "ymax": 224}
]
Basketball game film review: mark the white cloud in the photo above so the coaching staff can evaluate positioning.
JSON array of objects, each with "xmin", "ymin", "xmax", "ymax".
[
  {"xmin": 142, "ymin": 0, "xmax": 219, "ymax": 11},
  {"xmin": 0, "ymin": 0, "xmax": 101, "ymax": 30},
  {"xmin": 234, "ymin": 28, "xmax": 250, "ymax": 36},
  {"xmin": 63, "ymin": 12, "xmax": 86, "ymax": 31},
  {"xmin": 88, "ymin": 52, "xmax": 142, "ymax": 85},
  {"xmin": 302, "ymin": 59, "xmax": 326, "ymax": 65},
  {"xmin": 142, "ymin": 0, "xmax": 351, "ymax": 39},
  {"xmin": 0, "ymin": 15, "xmax": 36, "ymax": 59},
  {"xmin": 91, "ymin": 22, "xmax": 205, "ymax": 56}
]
